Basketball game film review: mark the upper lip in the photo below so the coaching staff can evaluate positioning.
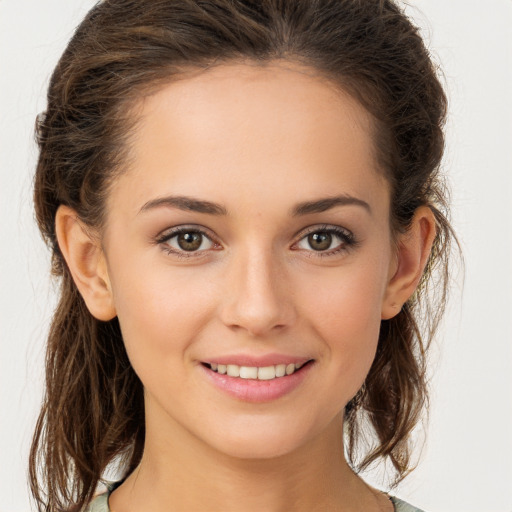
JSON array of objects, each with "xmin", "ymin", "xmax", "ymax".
[{"xmin": 201, "ymin": 353, "xmax": 313, "ymax": 367}]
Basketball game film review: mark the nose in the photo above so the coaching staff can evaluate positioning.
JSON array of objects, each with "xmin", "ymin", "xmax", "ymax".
[{"xmin": 219, "ymin": 247, "xmax": 296, "ymax": 337}]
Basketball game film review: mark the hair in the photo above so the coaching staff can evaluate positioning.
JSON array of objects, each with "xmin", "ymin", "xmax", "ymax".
[{"xmin": 30, "ymin": 0, "xmax": 453, "ymax": 510}]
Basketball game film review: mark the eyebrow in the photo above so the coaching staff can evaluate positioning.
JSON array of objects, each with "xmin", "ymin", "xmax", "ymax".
[
  {"xmin": 139, "ymin": 195, "xmax": 228, "ymax": 216},
  {"xmin": 292, "ymin": 195, "xmax": 371, "ymax": 216},
  {"xmin": 138, "ymin": 193, "xmax": 370, "ymax": 217}
]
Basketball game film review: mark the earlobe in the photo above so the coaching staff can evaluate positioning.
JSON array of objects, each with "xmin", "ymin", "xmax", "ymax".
[
  {"xmin": 55, "ymin": 205, "xmax": 116, "ymax": 321},
  {"xmin": 381, "ymin": 206, "xmax": 437, "ymax": 320}
]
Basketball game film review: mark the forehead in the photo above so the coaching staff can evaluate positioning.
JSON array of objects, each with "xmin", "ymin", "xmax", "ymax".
[{"xmin": 109, "ymin": 61, "xmax": 388, "ymax": 218}]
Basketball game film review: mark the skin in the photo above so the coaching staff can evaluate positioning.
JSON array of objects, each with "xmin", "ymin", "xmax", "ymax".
[{"xmin": 56, "ymin": 61, "xmax": 436, "ymax": 512}]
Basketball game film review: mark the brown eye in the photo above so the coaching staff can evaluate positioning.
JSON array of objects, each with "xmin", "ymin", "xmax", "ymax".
[
  {"xmin": 163, "ymin": 230, "xmax": 214, "ymax": 253},
  {"xmin": 295, "ymin": 227, "xmax": 353, "ymax": 255},
  {"xmin": 307, "ymin": 232, "xmax": 332, "ymax": 251},
  {"xmin": 177, "ymin": 232, "xmax": 203, "ymax": 251}
]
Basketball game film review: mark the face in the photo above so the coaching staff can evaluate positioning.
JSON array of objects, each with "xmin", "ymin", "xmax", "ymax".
[{"xmin": 101, "ymin": 61, "xmax": 396, "ymax": 460}]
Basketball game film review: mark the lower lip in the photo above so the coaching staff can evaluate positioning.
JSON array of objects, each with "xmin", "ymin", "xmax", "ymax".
[{"xmin": 199, "ymin": 363, "xmax": 313, "ymax": 403}]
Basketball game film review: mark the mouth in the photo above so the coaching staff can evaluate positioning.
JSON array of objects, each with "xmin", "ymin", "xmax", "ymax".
[
  {"xmin": 200, "ymin": 358, "xmax": 315, "ymax": 402},
  {"xmin": 201, "ymin": 360, "xmax": 313, "ymax": 381}
]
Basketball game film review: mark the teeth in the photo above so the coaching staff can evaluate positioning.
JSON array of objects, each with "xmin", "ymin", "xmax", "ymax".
[
  {"xmin": 239, "ymin": 366, "xmax": 258, "ymax": 379},
  {"xmin": 208, "ymin": 362, "xmax": 306, "ymax": 380},
  {"xmin": 258, "ymin": 366, "xmax": 276, "ymax": 380},
  {"xmin": 275, "ymin": 364, "xmax": 286, "ymax": 377},
  {"xmin": 227, "ymin": 364, "xmax": 240, "ymax": 377}
]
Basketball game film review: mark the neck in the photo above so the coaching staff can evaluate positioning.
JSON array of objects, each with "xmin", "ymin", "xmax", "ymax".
[{"xmin": 110, "ymin": 412, "xmax": 385, "ymax": 512}]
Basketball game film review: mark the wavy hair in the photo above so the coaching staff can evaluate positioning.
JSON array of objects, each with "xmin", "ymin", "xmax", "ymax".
[{"xmin": 30, "ymin": 1, "xmax": 452, "ymax": 510}]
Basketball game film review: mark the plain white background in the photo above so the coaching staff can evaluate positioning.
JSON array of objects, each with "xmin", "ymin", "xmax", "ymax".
[{"xmin": 1, "ymin": 1, "xmax": 511, "ymax": 511}]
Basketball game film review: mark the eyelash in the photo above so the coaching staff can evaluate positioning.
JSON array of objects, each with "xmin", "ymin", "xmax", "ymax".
[
  {"xmin": 155, "ymin": 224, "xmax": 358, "ymax": 259},
  {"xmin": 293, "ymin": 225, "xmax": 358, "ymax": 258},
  {"xmin": 155, "ymin": 225, "xmax": 220, "ymax": 259}
]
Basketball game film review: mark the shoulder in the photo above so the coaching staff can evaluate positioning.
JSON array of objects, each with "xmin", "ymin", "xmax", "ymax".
[
  {"xmin": 84, "ymin": 485, "xmax": 424, "ymax": 512},
  {"xmin": 390, "ymin": 495, "xmax": 427, "ymax": 512},
  {"xmin": 84, "ymin": 481, "xmax": 119, "ymax": 512},
  {"xmin": 84, "ymin": 492, "xmax": 109, "ymax": 512}
]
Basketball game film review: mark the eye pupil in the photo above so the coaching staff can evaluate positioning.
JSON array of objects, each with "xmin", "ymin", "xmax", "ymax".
[
  {"xmin": 308, "ymin": 232, "xmax": 332, "ymax": 251},
  {"xmin": 177, "ymin": 232, "xmax": 202, "ymax": 251}
]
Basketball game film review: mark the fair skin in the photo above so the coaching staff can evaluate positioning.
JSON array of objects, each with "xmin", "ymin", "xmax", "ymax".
[{"xmin": 56, "ymin": 61, "xmax": 435, "ymax": 512}]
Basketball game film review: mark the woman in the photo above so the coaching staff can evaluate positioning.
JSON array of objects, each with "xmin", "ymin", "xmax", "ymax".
[{"xmin": 30, "ymin": 1, "xmax": 453, "ymax": 511}]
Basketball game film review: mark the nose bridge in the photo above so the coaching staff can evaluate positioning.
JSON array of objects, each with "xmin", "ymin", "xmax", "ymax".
[{"xmin": 221, "ymin": 240, "xmax": 294, "ymax": 336}]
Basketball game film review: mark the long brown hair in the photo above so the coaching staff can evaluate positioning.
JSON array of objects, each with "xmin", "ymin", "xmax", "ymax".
[{"xmin": 31, "ymin": 1, "xmax": 453, "ymax": 510}]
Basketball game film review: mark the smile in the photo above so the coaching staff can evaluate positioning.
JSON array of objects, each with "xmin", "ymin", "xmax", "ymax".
[
  {"xmin": 205, "ymin": 362, "xmax": 306, "ymax": 380},
  {"xmin": 200, "ymin": 357, "xmax": 314, "ymax": 402}
]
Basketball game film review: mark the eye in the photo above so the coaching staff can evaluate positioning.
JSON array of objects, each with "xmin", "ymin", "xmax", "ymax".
[
  {"xmin": 157, "ymin": 227, "xmax": 217, "ymax": 256},
  {"xmin": 170, "ymin": 231, "xmax": 212, "ymax": 252},
  {"xmin": 295, "ymin": 226, "xmax": 354, "ymax": 254}
]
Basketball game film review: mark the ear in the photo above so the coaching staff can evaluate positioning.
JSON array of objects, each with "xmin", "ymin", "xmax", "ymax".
[
  {"xmin": 381, "ymin": 206, "xmax": 437, "ymax": 320},
  {"xmin": 55, "ymin": 205, "xmax": 116, "ymax": 321}
]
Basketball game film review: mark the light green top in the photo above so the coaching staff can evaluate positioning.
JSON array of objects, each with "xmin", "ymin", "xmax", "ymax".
[{"xmin": 85, "ymin": 482, "xmax": 426, "ymax": 512}]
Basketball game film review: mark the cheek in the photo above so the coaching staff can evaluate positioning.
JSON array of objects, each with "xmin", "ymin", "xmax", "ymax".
[
  {"xmin": 300, "ymin": 263, "xmax": 387, "ymax": 392},
  {"xmin": 108, "ymin": 256, "xmax": 217, "ymax": 366}
]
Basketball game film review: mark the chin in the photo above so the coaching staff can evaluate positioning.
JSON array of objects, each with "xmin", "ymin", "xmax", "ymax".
[
  {"xmin": 225, "ymin": 438, "xmax": 297, "ymax": 460},
  {"xmin": 215, "ymin": 438, "xmax": 302, "ymax": 461},
  {"xmin": 202, "ymin": 414, "xmax": 333, "ymax": 461}
]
